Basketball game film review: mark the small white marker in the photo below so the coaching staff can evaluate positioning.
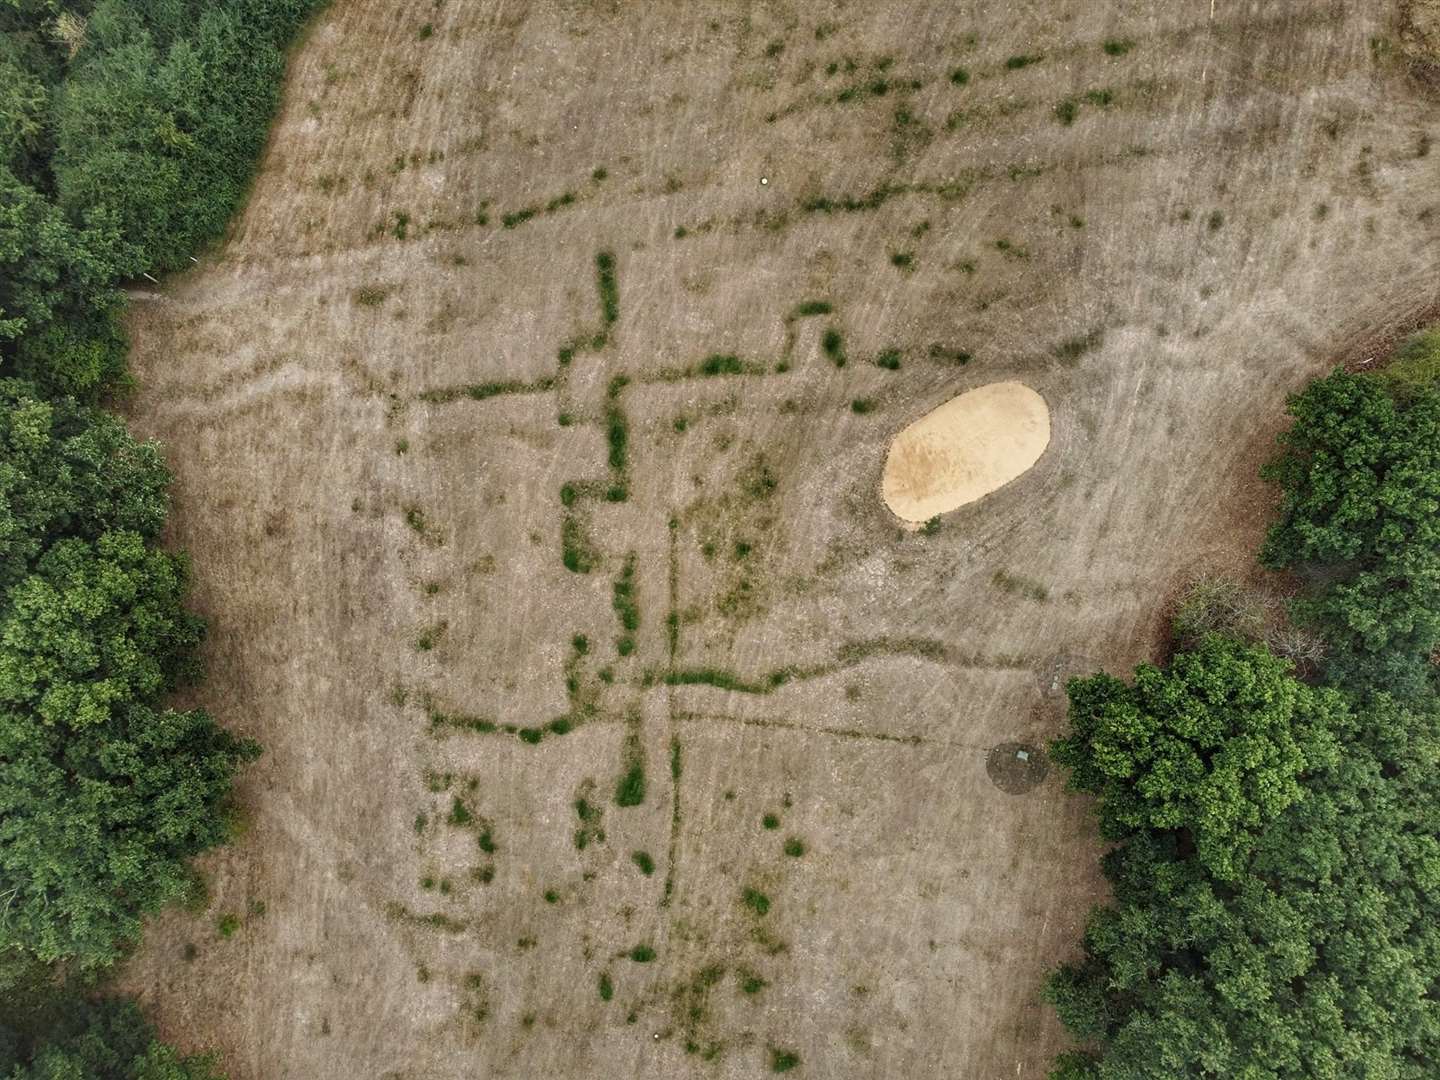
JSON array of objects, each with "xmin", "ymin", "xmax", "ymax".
[{"xmin": 760, "ymin": 176, "xmax": 769, "ymax": 186}]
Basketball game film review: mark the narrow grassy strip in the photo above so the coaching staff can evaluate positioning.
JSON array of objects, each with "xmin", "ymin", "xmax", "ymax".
[{"xmin": 417, "ymin": 377, "xmax": 556, "ymax": 404}]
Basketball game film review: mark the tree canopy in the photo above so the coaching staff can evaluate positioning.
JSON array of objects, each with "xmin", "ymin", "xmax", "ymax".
[
  {"xmin": 0, "ymin": 383, "xmax": 254, "ymax": 971},
  {"xmin": 1260, "ymin": 367, "xmax": 1440, "ymax": 694},
  {"xmin": 1051, "ymin": 635, "xmax": 1343, "ymax": 881},
  {"xmin": 1, "ymin": 996, "xmax": 222, "ymax": 1079}
]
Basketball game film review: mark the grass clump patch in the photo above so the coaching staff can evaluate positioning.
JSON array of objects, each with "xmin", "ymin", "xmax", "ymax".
[
  {"xmin": 742, "ymin": 888, "xmax": 771, "ymax": 916},
  {"xmin": 632, "ymin": 850, "xmax": 656, "ymax": 875},
  {"xmin": 822, "ymin": 328, "xmax": 846, "ymax": 367},
  {"xmin": 1005, "ymin": 53, "xmax": 1042, "ymax": 70},
  {"xmin": 596, "ymin": 251, "xmax": 620, "ymax": 325}
]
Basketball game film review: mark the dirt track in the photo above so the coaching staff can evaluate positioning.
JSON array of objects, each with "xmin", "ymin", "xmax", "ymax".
[{"xmin": 117, "ymin": 2, "xmax": 1440, "ymax": 1077}]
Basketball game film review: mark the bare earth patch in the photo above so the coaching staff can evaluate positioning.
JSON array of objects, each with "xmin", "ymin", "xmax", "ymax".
[{"xmin": 883, "ymin": 381, "xmax": 1050, "ymax": 522}]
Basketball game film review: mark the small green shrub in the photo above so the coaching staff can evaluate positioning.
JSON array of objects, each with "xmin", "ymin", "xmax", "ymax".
[
  {"xmin": 783, "ymin": 837, "xmax": 806, "ymax": 857},
  {"xmin": 629, "ymin": 944, "xmax": 656, "ymax": 962},
  {"xmin": 822, "ymin": 328, "xmax": 846, "ymax": 367},
  {"xmin": 851, "ymin": 398, "xmax": 876, "ymax": 414},
  {"xmin": 950, "ymin": 67, "xmax": 970, "ymax": 85},
  {"xmin": 217, "ymin": 913, "xmax": 240, "ymax": 938},
  {"xmin": 875, "ymin": 349, "xmax": 902, "ymax": 370},
  {"xmin": 743, "ymin": 888, "xmax": 771, "ymax": 916},
  {"xmin": 1005, "ymin": 53, "xmax": 1042, "ymax": 70},
  {"xmin": 632, "ymin": 850, "xmax": 656, "ymax": 875},
  {"xmin": 890, "ymin": 251, "xmax": 915, "ymax": 270},
  {"xmin": 599, "ymin": 972, "xmax": 614, "ymax": 1000},
  {"xmin": 792, "ymin": 300, "xmax": 833, "ymax": 317},
  {"xmin": 1102, "ymin": 38, "xmax": 1134, "ymax": 56},
  {"xmin": 763, "ymin": 813, "xmax": 780, "ymax": 830},
  {"xmin": 1055, "ymin": 98, "xmax": 1078, "ymax": 125},
  {"xmin": 700, "ymin": 353, "xmax": 745, "ymax": 376}
]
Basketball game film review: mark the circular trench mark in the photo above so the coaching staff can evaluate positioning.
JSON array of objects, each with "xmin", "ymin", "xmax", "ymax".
[
  {"xmin": 986, "ymin": 742, "xmax": 1049, "ymax": 795},
  {"xmin": 882, "ymin": 381, "xmax": 1050, "ymax": 523}
]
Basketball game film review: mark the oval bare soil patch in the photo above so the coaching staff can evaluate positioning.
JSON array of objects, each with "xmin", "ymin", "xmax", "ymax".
[{"xmin": 882, "ymin": 381, "xmax": 1051, "ymax": 522}]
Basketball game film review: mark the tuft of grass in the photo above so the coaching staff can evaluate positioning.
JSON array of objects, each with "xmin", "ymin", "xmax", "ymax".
[
  {"xmin": 628, "ymin": 944, "xmax": 656, "ymax": 963},
  {"xmin": 417, "ymin": 22, "xmax": 433, "ymax": 39},
  {"xmin": 1055, "ymin": 98, "xmax": 1078, "ymax": 125},
  {"xmin": 1207, "ymin": 210, "xmax": 1225, "ymax": 232},
  {"xmin": 595, "ymin": 251, "xmax": 620, "ymax": 325},
  {"xmin": 447, "ymin": 797, "xmax": 473, "ymax": 827},
  {"xmin": 563, "ymin": 514, "xmax": 599, "ymax": 574},
  {"xmin": 353, "ymin": 285, "xmax": 390, "ymax": 307},
  {"xmin": 927, "ymin": 344, "xmax": 972, "ymax": 366},
  {"xmin": 889, "ymin": 251, "xmax": 915, "ymax": 271},
  {"xmin": 992, "ymin": 568, "xmax": 1049, "ymax": 602},
  {"xmin": 1102, "ymin": 38, "xmax": 1134, "ymax": 57},
  {"xmin": 615, "ymin": 759, "xmax": 646, "ymax": 807},
  {"xmin": 700, "ymin": 353, "xmax": 745, "ymax": 376},
  {"xmin": 1005, "ymin": 53, "xmax": 1042, "ymax": 70},
  {"xmin": 771, "ymin": 1049, "xmax": 801, "ymax": 1073},
  {"xmin": 1052, "ymin": 328, "xmax": 1105, "ymax": 364},
  {"xmin": 740, "ymin": 973, "xmax": 767, "ymax": 994},
  {"xmin": 632, "ymin": 850, "xmax": 656, "ymax": 875},
  {"xmin": 217, "ymin": 913, "xmax": 240, "ymax": 938},
  {"xmin": 875, "ymin": 348, "xmax": 902, "ymax": 370},
  {"xmin": 792, "ymin": 300, "xmax": 833, "ymax": 317},
  {"xmin": 599, "ymin": 972, "xmax": 614, "ymax": 1000},
  {"xmin": 921, "ymin": 515, "xmax": 942, "ymax": 536},
  {"xmin": 592, "ymin": 166, "xmax": 608, "ymax": 182},
  {"xmin": 821, "ymin": 327, "xmax": 846, "ymax": 367},
  {"xmin": 742, "ymin": 888, "xmax": 771, "ymax": 916},
  {"xmin": 762, "ymin": 813, "xmax": 780, "ymax": 829},
  {"xmin": 851, "ymin": 398, "xmax": 876, "ymax": 415},
  {"xmin": 949, "ymin": 67, "xmax": 970, "ymax": 85},
  {"xmin": 783, "ymin": 837, "xmax": 806, "ymax": 857},
  {"xmin": 1084, "ymin": 88, "xmax": 1115, "ymax": 107}
]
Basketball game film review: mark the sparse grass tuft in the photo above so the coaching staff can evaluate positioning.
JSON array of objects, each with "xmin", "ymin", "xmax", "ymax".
[
  {"xmin": 950, "ymin": 67, "xmax": 970, "ymax": 85},
  {"xmin": 599, "ymin": 972, "xmax": 614, "ymax": 1000},
  {"xmin": 890, "ymin": 251, "xmax": 915, "ymax": 271},
  {"xmin": 629, "ymin": 944, "xmax": 656, "ymax": 963},
  {"xmin": 1005, "ymin": 53, "xmax": 1042, "ymax": 70},
  {"xmin": 783, "ymin": 837, "xmax": 806, "ymax": 857},
  {"xmin": 632, "ymin": 850, "xmax": 656, "ymax": 875},
  {"xmin": 875, "ymin": 349, "xmax": 902, "ymax": 370},
  {"xmin": 1052, "ymin": 328, "xmax": 1105, "ymax": 364},
  {"xmin": 1102, "ymin": 38, "xmax": 1134, "ymax": 57},
  {"xmin": 742, "ymin": 888, "xmax": 771, "ymax": 916},
  {"xmin": 822, "ymin": 328, "xmax": 846, "ymax": 367},
  {"xmin": 353, "ymin": 285, "xmax": 390, "ymax": 307},
  {"xmin": 851, "ymin": 398, "xmax": 876, "ymax": 415},
  {"xmin": 762, "ymin": 813, "xmax": 780, "ymax": 830},
  {"xmin": 596, "ymin": 251, "xmax": 620, "ymax": 325},
  {"xmin": 771, "ymin": 1049, "xmax": 801, "ymax": 1073},
  {"xmin": 792, "ymin": 300, "xmax": 833, "ymax": 317}
]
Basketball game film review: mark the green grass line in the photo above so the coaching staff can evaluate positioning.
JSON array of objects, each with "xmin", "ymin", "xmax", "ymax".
[{"xmin": 418, "ymin": 377, "xmax": 556, "ymax": 404}]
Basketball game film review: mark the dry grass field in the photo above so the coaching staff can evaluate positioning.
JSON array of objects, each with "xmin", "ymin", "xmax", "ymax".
[{"xmin": 116, "ymin": 1, "xmax": 1440, "ymax": 1077}]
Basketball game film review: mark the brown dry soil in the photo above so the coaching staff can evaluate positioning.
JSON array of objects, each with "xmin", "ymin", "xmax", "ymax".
[{"xmin": 117, "ymin": 2, "xmax": 1440, "ymax": 1078}]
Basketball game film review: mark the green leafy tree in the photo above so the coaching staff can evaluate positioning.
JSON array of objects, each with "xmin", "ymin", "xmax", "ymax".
[
  {"xmin": 1261, "ymin": 368, "xmax": 1440, "ymax": 693},
  {"xmin": 1051, "ymin": 635, "xmax": 1343, "ymax": 880},
  {"xmin": 0, "ymin": 384, "xmax": 254, "ymax": 971},
  {"xmin": 1, "ymin": 995, "xmax": 224, "ymax": 1079},
  {"xmin": 1047, "ymin": 692, "xmax": 1440, "ymax": 1079}
]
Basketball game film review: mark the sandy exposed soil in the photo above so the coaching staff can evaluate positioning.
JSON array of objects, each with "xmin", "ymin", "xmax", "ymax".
[{"xmin": 883, "ymin": 381, "xmax": 1050, "ymax": 522}]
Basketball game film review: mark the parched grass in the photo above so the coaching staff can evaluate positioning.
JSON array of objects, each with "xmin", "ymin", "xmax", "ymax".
[
  {"xmin": 992, "ymin": 568, "xmax": 1050, "ymax": 602},
  {"xmin": 926, "ymin": 344, "xmax": 972, "ymax": 366},
  {"xmin": 352, "ymin": 285, "xmax": 391, "ymax": 307},
  {"xmin": 1375, "ymin": 327, "xmax": 1440, "ymax": 398}
]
